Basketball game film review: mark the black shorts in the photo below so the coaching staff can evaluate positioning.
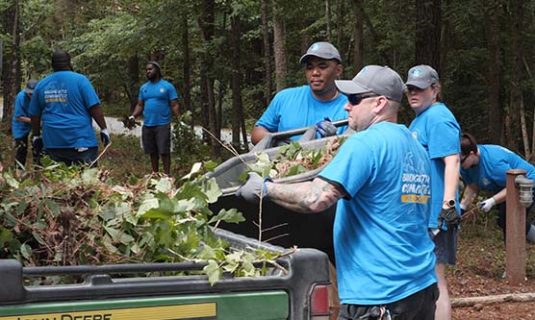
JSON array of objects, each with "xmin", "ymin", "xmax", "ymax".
[
  {"xmin": 338, "ymin": 283, "xmax": 438, "ymax": 320},
  {"xmin": 142, "ymin": 124, "xmax": 171, "ymax": 155},
  {"xmin": 45, "ymin": 147, "xmax": 98, "ymax": 167},
  {"xmin": 434, "ymin": 225, "xmax": 458, "ymax": 265}
]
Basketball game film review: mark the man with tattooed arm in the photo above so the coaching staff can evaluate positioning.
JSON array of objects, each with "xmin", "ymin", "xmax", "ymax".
[{"xmin": 238, "ymin": 65, "xmax": 438, "ymax": 320}]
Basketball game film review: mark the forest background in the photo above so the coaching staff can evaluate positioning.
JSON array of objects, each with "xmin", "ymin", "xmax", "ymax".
[{"xmin": 0, "ymin": 0, "xmax": 534, "ymax": 161}]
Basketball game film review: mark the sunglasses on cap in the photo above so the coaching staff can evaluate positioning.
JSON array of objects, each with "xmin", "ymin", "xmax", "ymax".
[{"xmin": 346, "ymin": 93, "xmax": 379, "ymax": 106}]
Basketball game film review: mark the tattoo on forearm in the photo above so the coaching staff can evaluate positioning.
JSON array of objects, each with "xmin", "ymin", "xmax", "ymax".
[{"xmin": 269, "ymin": 179, "xmax": 342, "ymax": 213}]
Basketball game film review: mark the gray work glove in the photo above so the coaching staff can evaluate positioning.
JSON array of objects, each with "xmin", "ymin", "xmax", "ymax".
[
  {"xmin": 437, "ymin": 207, "xmax": 460, "ymax": 230},
  {"xmin": 236, "ymin": 172, "xmax": 271, "ymax": 204},
  {"xmin": 315, "ymin": 117, "xmax": 337, "ymax": 138}
]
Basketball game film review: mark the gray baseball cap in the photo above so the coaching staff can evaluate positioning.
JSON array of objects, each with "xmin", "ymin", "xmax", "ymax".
[
  {"xmin": 405, "ymin": 65, "xmax": 439, "ymax": 89},
  {"xmin": 299, "ymin": 42, "xmax": 342, "ymax": 64},
  {"xmin": 335, "ymin": 65, "xmax": 404, "ymax": 102},
  {"xmin": 24, "ymin": 79, "xmax": 38, "ymax": 94}
]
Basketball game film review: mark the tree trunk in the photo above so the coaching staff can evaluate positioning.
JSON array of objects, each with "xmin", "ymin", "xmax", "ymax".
[
  {"xmin": 2, "ymin": 0, "xmax": 21, "ymax": 126},
  {"xmin": 181, "ymin": 13, "xmax": 192, "ymax": 124},
  {"xmin": 261, "ymin": 0, "xmax": 273, "ymax": 105},
  {"xmin": 198, "ymin": 0, "xmax": 219, "ymax": 154},
  {"xmin": 353, "ymin": 0, "xmax": 364, "ymax": 72},
  {"xmin": 362, "ymin": 6, "xmax": 391, "ymax": 66},
  {"xmin": 507, "ymin": 0, "xmax": 523, "ymax": 152},
  {"xmin": 325, "ymin": 0, "xmax": 332, "ymax": 41},
  {"xmin": 273, "ymin": 1, "xmax": 287, "ymax": 92},
  {"xmin": 125, "ymin": 55, "xmax": 139, "ymax": 114},
  {"xmin": 485, "ymin": 0, "xmax": 503, "ymax": 144},
  {"xmin": 520, "ymin": 95, "xmax": 530, "ymax": 158},
  {"xmin": 415, "ymin": 0, "xmax": 442, "ymax": 72},
  {"xmin": 230, "ymin": 15, "xmax": 244, "ymax": 148}
]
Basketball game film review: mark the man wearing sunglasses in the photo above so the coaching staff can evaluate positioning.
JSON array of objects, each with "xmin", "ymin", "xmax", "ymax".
[
  {"xmin": 251, "ymin": 42, "xmax": 348, "ymax": 144},
  {"xmin": 239, "ymin": 65, "xmax": 438, "ymax": 320},
  {"xmin": 459, "ymin": 132, "xmax": 535, "ymax": 243}
]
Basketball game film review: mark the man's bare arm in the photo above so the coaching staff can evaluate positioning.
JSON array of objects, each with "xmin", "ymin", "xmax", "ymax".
[
  {"xmin": 171, "ymin": 100, "xmax": 180, "ymax": 117},
  {"xmin": 266, "ymin": 177, "xmax": 345, "ymax": 213},
  {"xmin": 251, "ymin": 126, "xmax": 270, "ymax": 145}
]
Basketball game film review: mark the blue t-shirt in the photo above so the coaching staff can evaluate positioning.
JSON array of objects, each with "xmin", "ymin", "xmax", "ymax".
[
  {"xmin": 409, "ymin": 102, "xmax": 461, "ymax": 229},
  {"xmin": 319, "ymin": 122, "xmax": 436, "ymax": 305},
  {"xmin": 138, "ymin": 79, "xmax": 179, "ymax": 126},
  {"xmin": 461, "ymin": 145, "xmax": 535, "ymax": 192},
  {"xmin": 255, "ymin": 85, "xmax": 348, "ymax": 140},
  {"xmin": 12, "ymin": 90, "xmax": 32, "ymax": 139},
  {"xmin": 29, "ymin": 71, "xmax": 101, "ymax": 149}
]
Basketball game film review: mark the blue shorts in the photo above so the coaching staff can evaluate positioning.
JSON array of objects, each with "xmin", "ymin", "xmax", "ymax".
[{"xmin": 434, "ymin": 226, "xmax": 458, "ymax": 265}]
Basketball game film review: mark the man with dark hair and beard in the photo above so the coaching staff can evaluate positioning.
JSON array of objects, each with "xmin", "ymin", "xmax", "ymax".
[
  {"xmin": 29, "ymin": 49, "xmax": 110, "ymax": 166},
  {"xmin": 129, "ymin": 61, "xmax": 180, "ymax": 175},
  {"xmin": 251, "ymin": 41, "xmax": 348, "ymax": 144}
]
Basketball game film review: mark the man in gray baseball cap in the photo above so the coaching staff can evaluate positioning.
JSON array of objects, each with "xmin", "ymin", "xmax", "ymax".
[
  {"xmin": 238, "ymin": 64, "xmax": 438, "ymax": 319},
  {"xmin": 251, "ymin": 41, "xmax": 348, "ymax": 145}
]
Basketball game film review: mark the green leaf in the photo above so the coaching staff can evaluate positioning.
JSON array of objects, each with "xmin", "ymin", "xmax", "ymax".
[
  {"xmin": 155, "ymin": 177, "xmax": 173, "ymax": 193},
  {"xmin": 81, "ymin": 168, "xmax": 100, "ymax": 185},
  {"xmin": 181, "ymin": 162, "xmax": 203, "ymax": 180},
  {"xmin": 20, "ymin": 243, "xmax": 32, "ymax": 260},
  {"xmin": 208, "ymin": 209, "xmax": 245, "ymax": 224},
  {"xmin": 204, "ymin": 179, "xmax": 222, "ymax": 204},
  {"xmin": 203, "ymin": 260, "xmax": 222, "ymax": 285}
]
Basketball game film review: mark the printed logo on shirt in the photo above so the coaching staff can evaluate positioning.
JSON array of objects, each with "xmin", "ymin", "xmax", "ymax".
[
  {"xmin": 160, "ymin": 88, "xmax": 165, "ymax": 93},
  {"xmin": 44, "ymin": 89, "xmax": 68, "ymax": 103},
  {"xmin": 482, "ymin": 177, "xmax": 490, "ymax": 187},
  {"xmin": 401, "ymin": 151, "xmax": 430, "ymax": 204}
]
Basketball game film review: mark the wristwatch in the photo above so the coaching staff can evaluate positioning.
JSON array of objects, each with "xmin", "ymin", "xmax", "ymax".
[{"xmin": 443, "ymin": 199, "xmax": 456, "ymax": 208}]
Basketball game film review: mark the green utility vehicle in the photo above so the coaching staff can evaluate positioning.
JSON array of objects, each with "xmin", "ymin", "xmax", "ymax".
[
  {"xmin": 0, "ymin": 123, "xmax": 347, "ymax": 320},
  {"xmin": 0, "ymin": 230, "xmax": 332, "ymax": 320}
]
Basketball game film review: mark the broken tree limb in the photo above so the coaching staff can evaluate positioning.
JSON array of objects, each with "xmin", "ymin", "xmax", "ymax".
[{"xmin": 452, "ymin": 292, "xmax": 535, "ymax": 307}]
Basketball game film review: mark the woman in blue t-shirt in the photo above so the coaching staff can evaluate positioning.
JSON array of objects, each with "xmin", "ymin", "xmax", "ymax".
[{"xmin": 459, "ymin": 132, "xmax": 535, "ymax": 242}]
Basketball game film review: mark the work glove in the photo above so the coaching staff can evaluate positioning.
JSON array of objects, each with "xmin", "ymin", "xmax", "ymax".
[
  {"xmin": 236, "ymin": 172, "xmax": 271, "ymax": 204},
  {"xmin": 460, "ymin": 203, "xmax": 467, "ymax": 216},
  {"xmin": 479, "ymin": 197, "xmax": 496, "ymax": 213},
  {"xmin": 100, "ymin": 128, "xmax": 110, "ymax": 146},
  {"xmin": 32, "ymin": 135, "xmax": 43, "ymax": 159},
  {"xmin": 127, "ymin": 115, "xmax": 137, "ymax": 128},
  {"xmin": 315, "ymin": 117, "xmax": 337, "ymax": 138},
  {"xmin": 437, "ymin": 206, "xmax": 460, "ymax": 230}
]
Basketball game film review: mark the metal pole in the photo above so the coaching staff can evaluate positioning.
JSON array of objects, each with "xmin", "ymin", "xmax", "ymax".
[{"xmin": 505, "ymin": 169, "xmax": 527, "ymax": 285}]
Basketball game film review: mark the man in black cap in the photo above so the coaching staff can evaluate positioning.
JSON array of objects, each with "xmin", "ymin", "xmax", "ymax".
[
  {"xmin": 11, "ymin": 79, "xmax": 37, "ymax": 169},
  {"xmin": 128, "ymin": 61, "xmax": 180, "ymax": 175},
  {"xmin": 239, "ymin": 66, "xmax": 438, "ymax": 319},
  {"xmin": 29, "ymin": 49, "xmax": 110, "ymax": 166},
  {"xmin": 251, "ymin": 41, "xmax": 348, "ymax": 144}
]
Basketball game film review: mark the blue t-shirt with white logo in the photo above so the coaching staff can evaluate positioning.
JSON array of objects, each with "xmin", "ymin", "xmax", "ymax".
[
  {"xmin": 256, "ymin": 85, "xmax": 348, "ymax": 140},
  {"xmin": 138, "ymin": 79, "xmax": 179, "ymax": 126},
  {"xmin": 461, "ymin": 144, "xmax": 535, "ymax": 192},
  {"xmin": 409, "ymin": 102, "xmax": 461, "ymax": 229},
  {"xmin": 29, "ymin": 71, "xmax": 100, "ymax": 149},
  {"xmin": 319, "ymin": 122, "xmax": 436, "ymax": 305},
  {"xmin": 12, "ymin": 90, "xmax": 32, "ymax": 139}
]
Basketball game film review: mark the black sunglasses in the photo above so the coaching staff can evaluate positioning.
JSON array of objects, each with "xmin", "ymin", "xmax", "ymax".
[{"xmin": 346, "ymin": 93, "xmax": 379, "ymax": 106}]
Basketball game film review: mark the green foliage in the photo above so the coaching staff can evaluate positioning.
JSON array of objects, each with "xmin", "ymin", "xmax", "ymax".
[
  {"xmin": 242, "ymin": 137, "xmax": 345, "ymax": 181},
  {"xmin": 0, "ymin": 162, "xmax": 281, "ymax": 285},
  {"xmin": 172, "ymin": 111, "xmax": 211, "ymax": 176}
]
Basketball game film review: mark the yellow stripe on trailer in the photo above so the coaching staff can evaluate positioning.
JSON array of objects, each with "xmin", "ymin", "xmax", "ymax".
[{"xmin": 0, "ymin": 303, "xmax": 216, "ymax": 320}]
